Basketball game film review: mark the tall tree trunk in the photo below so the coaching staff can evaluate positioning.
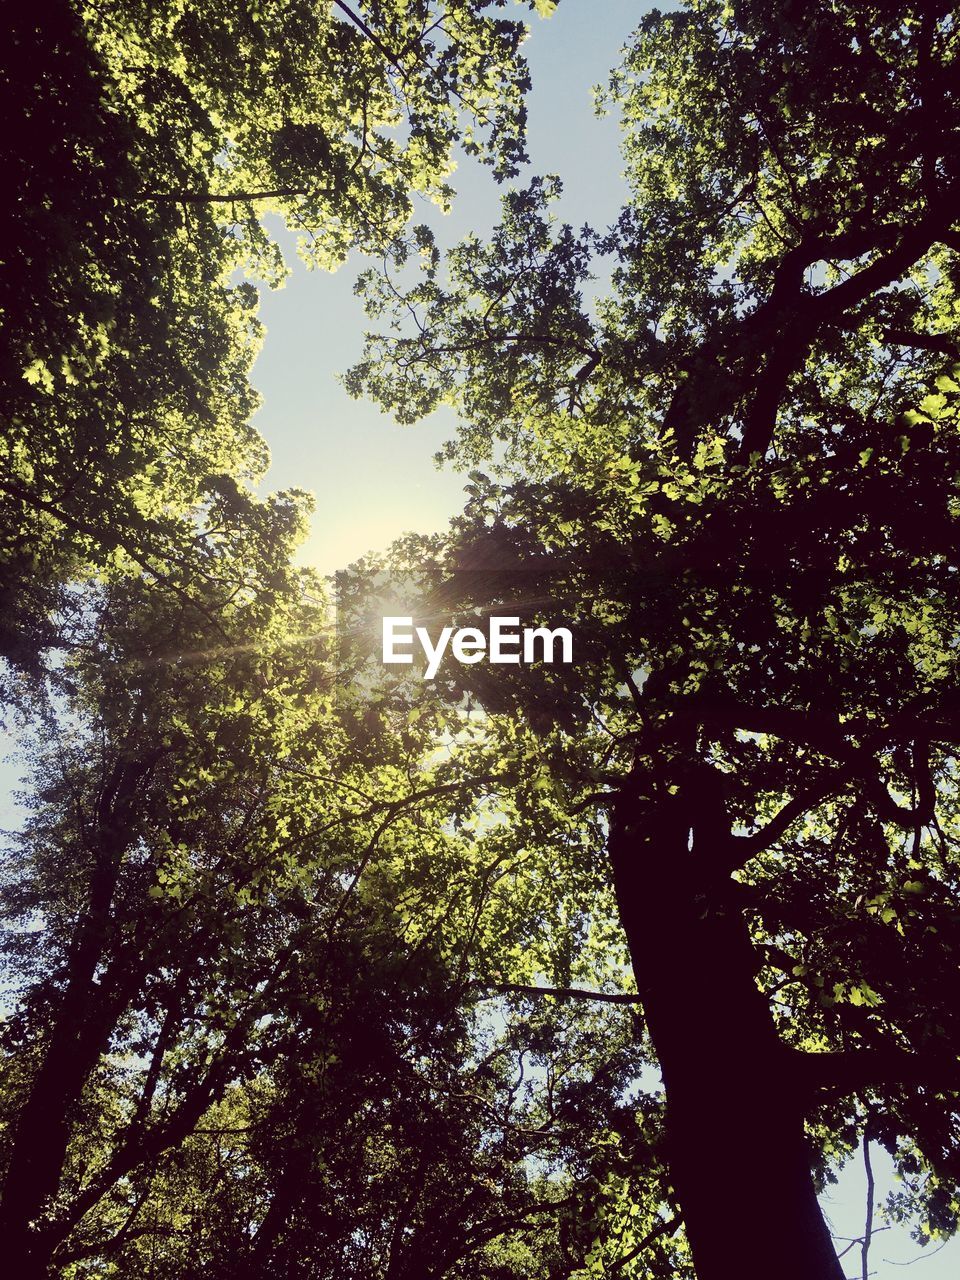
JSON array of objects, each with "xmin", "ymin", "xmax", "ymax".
[
  {"xmin": 0, "ymin": 989, "xmax": 113, "ymax": 1279},
  {"xmin": 609, "ymin": 781, "xmax": 844, "ymax": 1280},
  {"xmin": 0, "ymin": 763, "xmax": 146, "ymax": 1278}
]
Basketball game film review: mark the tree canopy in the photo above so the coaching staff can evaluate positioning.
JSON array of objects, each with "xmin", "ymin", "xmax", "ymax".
[
  {"xmin": 4, "ymin": 3, "xmax": 960, "ymax": 1280},
  {"xmin": 0, "ymin": 0, "xmax": 534, "ymax": 684},
  {"xmin": 349, "ymin": 3, "xmax": 960, "ymax": 1276}
]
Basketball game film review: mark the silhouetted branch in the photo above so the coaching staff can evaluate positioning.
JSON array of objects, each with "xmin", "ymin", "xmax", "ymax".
[{"xmin": 474, "ymin": 982, "xmax": 642, "ymax": 1005}]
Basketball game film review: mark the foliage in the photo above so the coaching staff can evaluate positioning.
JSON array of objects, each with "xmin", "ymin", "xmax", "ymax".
[
  {"xmin": 8, "ymin": 2, "xmax": 960, "ymax": 1278},
  {"xmin": 0, "ymin": 0, "xmax": 538, "ymax": 684},
  {"xmin": 349, "ymin": 2, "xmax": 960, "ymax": 1275},
  {"xmin": 0, "ymin": 542, "xmax": 665, "ymax": 1276},
  {"xmin": 0, "ymin": 4, "xmax": 677, "ymax": 1278}
]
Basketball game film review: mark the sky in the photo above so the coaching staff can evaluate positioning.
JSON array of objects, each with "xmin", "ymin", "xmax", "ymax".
[
  {"xmin": 250, "ymin": 0, "xmax": 642, "ymax": 575},
  {"xmin": 2, "ymin": 4, "xmax": 958, "ymax": 1273}
]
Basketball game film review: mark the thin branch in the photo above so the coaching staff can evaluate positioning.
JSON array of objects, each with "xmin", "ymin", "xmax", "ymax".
[
  {"xmin": 569, "ymin": 789, "xmax": 619, "ymax": 814},
  {"xmin": 609, "ymin": 1213, "xmax": 683, "ymax": 1274},
  {"xmin": 333, "ymin": 1, "xmax": 406, "ymax": 77},
  {"xmin": 833, "ymin": 1226, "xmax": 890, "ymax": 1261},
  {"xmin": 138, "ymin": 186, "xmax": 333, "ymax": 205},
  {"xmin": 884, "ymin": 1237, "xmax": 949, "ymax": 1265},
  {"xmin": 473, "ymin": 982, "xmax": 642, "ymax": 1006}
]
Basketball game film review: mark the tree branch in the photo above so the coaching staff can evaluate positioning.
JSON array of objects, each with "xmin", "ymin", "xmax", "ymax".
[
  {"xmin": 881, "ymin": 327, "xmax": 960, "ymax": 358},
  {"xmin": 861, "ymin": 1129, "xmax": 875, "ymax": 1280},
  {"xmin": 473, "ymin": 982, "xmax": 642, "ymax": 1006},
  {"xmin": 801, "ymin": 1046, "xmax": 960, "ymax": 1098},
  {"xmin": 734, "ymin": 771, "xmax": 847, "ymax": 860},
  {"xmin": 609, "ymin": 1212, "xmax": 683, "ymax": 1274},
  {"xmin": 138, "ymin": 186, "xmax": 333, "ymax": 205}
]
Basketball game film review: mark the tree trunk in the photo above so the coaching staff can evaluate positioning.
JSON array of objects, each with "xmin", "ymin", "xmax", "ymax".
[
  {"xmin": 0, "ymin": 1010, "xmax": 106, "ymax": 1279},
  {"xmin": 0, "ymin": 766, "xmax": 143, "ymax": 1279},
  {"xmin": 609, "ymin": 783, "xmax": 844, "ymax": 1280}
]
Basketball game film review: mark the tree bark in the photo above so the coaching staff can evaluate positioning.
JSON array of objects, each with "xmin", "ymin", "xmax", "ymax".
[
  {"xmin": 0, "ymin": 991, "xmax": 116, "ymax": 1278},
  {"xmin": 0, "ymin": 760, "xmax": 151, "ymax": 1278},
  {"xmin": 609, "ymin": 780, "xmax": 844, "ymax": 1280}
]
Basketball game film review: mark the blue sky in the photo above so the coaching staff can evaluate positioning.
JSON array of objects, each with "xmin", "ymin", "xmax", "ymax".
[{"xmin": 250, "ymin": 0, "xmax": 641, "ymax": 574}]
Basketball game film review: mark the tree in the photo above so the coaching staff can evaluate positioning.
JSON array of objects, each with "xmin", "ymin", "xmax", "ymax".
[
  {"xmin": 0, "ymin": 535, "xmax": 659, "ymax": 1279},
  {"xmin": 3, "ymin": 7, "xmax": 678, "ymax": 1276},
  {"xmin": 349, "ymin": 3, "xmax": 960, "ymax": 1276},
  {"xmin": 0, "ymin": 0, "xmax": 538, "ymax": 686}
]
